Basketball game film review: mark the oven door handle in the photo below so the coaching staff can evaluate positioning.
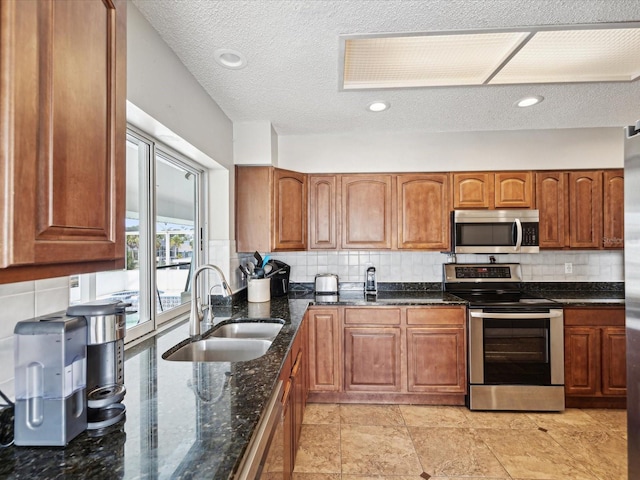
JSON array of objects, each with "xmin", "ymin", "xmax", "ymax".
[
  {"xmin": 470, "ymin": 311, "xmax": 563, "ymax": 319},
  {"xmin": 513, "ymin": 218, "xmax": 523, "ymax": 252}
]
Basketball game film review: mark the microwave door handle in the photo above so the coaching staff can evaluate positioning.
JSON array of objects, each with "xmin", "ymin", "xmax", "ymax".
[{"xmin": 513, "ymin": 218, "xmax": 523, "ymax": 252}]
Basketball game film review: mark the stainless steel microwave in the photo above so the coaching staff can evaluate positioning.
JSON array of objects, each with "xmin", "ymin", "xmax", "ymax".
[{"xmin": 451, "ymin": 209, "xmax": 540, "ymax": 254}]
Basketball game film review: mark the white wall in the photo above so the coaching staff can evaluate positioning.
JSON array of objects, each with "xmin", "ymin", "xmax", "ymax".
[
  {"xmin": 277, "ymin": 127, "xmax": 624, "ymax": 173},
  {"xmin": 0, "ymin": 278, "xmax": 70, "ymax": 399}
]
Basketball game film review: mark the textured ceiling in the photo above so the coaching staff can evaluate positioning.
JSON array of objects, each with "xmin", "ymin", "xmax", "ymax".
[{"xmin": 131, "ymin": 0, "xmax": 640, "ymax": 136}]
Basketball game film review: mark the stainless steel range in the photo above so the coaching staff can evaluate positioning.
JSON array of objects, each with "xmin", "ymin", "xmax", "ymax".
[{"xmin": 444, "ymin": 263, "xmax": 564, "ymax": 412}]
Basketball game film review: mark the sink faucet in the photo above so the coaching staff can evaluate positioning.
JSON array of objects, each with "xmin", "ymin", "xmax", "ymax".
[{"xmin": 190, "ymin": 264, "xmax": 233, "ymax": 338}]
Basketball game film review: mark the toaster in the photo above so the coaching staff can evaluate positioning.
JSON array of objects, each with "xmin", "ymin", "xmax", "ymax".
[{"xmin": 315, "ymin": 274, "xmax": 339, "ymax": 294}]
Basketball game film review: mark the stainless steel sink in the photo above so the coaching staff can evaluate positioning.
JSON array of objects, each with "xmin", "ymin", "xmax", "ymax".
[
  {"xmin": 211, "ymin": 319, "xmax": 284, "ymax": 340},
  {"xmin": 164, "ymin": 338, "xmax": 272, "ymax": 362}
]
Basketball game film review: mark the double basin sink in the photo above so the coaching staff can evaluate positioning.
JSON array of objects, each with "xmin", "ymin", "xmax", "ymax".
[{"xmin": 163, "ymin": 318, "xmax": 284, "ymax": 363}]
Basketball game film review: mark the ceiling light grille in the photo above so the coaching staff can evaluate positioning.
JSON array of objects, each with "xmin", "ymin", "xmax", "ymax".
[{"xmin": 341, "ymin": 24, "xmax": 640, "ymax": 89}]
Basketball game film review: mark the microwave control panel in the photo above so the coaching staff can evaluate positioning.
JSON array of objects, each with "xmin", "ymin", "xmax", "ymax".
[{"xmin": 522, "ymin": 223, "xmax": 538, "ymax": 246}]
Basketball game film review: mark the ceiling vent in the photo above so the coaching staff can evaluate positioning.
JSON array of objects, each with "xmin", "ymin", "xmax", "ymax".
[{"xmin": 341, "ymin": 23, "xmax": 640, "ymax": 89}]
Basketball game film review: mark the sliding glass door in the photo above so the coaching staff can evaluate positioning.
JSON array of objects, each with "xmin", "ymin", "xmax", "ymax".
[{"xmin": 70, "ymin": 127, "xmax": 205, "ymax": 340}]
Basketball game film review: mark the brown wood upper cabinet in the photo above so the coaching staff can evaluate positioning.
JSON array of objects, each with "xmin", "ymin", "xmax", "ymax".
[
  {"xmin": 603, "ymin": 169, "xmax": 624, "ymax": 249},
  {"xmin": 341, "ymin": 174, "xmax": 392, "ymax": 249},
  {"xmin": 452, "ymin": 171, "xmax": 533, "ymax": 209},
  {"xmin": 308, "ymin": 175, "xmax": 339, "ymax": 250},
  {"xmin": 396, "ymin": 174, "xmax": 450, "ymax": 250},
  {"xmin": 536, "ymin": 172, "xmax": 569, "ymax": 248},
  {"xmin": 569, "ymin": 170, "xmax": 603, "ymax": 248},
  {"xmin": 536, "ymin": 169, "xmax": 622, "ymax": 250},
  {"xmin": 236, "ymin": 166, "xmax": 307, "ymax": 252},
  {"xmin": 0, "ymin": 0, "xmax": 127, "ymax": 283}
]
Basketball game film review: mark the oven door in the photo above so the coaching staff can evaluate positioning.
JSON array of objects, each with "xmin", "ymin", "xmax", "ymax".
[{"xmin": 468, "ymin": 308, "xmax": 565, "ymax": 411}]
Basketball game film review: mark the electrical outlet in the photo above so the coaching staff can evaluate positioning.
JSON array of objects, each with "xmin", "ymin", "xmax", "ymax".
[{"xmin": 564, "ymin": 262, "xmax": 573, "ymax": 274}]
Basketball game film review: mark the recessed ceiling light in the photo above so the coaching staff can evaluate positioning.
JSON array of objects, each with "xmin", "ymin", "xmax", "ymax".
[
  {"xmin": 515, "ymin": 95, "xmax": 544, "ymax": 107},
  {"xmin": 214, "ymin": 48, "xmax": 247, "ymax": 69},
  {"xmin": 368, "ymin": 101, "xmax": 390, "ymax": 112}
]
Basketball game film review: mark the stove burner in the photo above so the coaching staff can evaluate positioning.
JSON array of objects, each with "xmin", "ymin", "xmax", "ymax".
[{"xmin": 443, "ymin": 263, "xmax": 558, "ymax": 309}]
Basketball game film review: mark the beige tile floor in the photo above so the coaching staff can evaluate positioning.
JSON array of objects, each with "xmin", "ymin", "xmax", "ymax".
[{"xmin": 293, "ymin": 404, "xmax": 627, "ymax": 480}]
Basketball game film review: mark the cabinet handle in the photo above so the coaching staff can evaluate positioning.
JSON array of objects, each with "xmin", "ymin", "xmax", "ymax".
[
  {"xmin": 282, "ymin": 380, "xmax": 292, "ymax": 406},
  {"xmin": 291, "ymin": 351, "xmax": 303, "ymax": 378}
]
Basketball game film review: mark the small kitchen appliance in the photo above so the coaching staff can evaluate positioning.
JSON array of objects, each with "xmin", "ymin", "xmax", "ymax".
[
  {"xmin": 14, "ymin": 315, "xmax": 87, "ymax": 446},
  {"xmin": 66, "ymin": 300, "xmax": 127, "ymax": 430},
  {"xmin": 266, "ymin": 260, "xmax": 291, "ymax": 297},
  {"xmin": 365, "ymin": 266, "xmax": 377, "ymax": 295},
  {"xmin": 451, "ymin": 209, "xmax": 539, "ymax": 254},
  {"xmin": 444, "ymin": 263, "xmax": 564, "ymax": 411},
  {"xmin": 315, "ymin": 273, "xmax": 339, "ymax": 295}
]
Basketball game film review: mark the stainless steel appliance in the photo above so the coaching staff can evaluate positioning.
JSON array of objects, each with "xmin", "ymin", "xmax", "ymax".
[
  {"xmin": 444, "ymin": 263, "xmax": 564, "ymax": 411},
  {"xmin": 625, "ymin": 121, "xmax": 640, "ymax": 479},
  {"xmin": 315, "ymin": 273, "xmax": 339, "ymax": 294},
  {"xmin": 451, "ymin": 209, "xmax": 540, "ymax": 254},
  {"xmin": 13, "ymin": 315, "xmax": 87, "ymax": 446},
  {"xmin": 67, "ymin": 300, "xmax": 127, "ymax": 430}
]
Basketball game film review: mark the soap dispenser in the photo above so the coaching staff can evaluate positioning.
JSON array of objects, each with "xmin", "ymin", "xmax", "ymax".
[{"xmin": 365, "ymin": 266, "xmax": 377, "ymax": 295}]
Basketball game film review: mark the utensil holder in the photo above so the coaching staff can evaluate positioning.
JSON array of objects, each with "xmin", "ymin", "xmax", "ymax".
[{"xmin": 248, "ymin": 278, "xmax": 271, "ymax": 303}]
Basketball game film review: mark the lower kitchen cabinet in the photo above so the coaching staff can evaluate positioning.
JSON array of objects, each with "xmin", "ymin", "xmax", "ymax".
[
  {"xmin": 406, "ymin": 307, "xmax": 466, "ymax": 393},
  {"xmin": 564, "ymin": 307, "xmax": 626, "ymax": 408},
  {"xmin": 344, "ymin": 327, "xmax": 402, "ymax": 392},
  {"xmin": 308, "ymin": 308, "xmax": 342, "ymax": 392},
  {"xmin": 308, "ymin": 305, "xmax": 467, "ymax": 404},
  {"xmin": 263, "ymin": 316, "xmax": 308, "ymax": 480}
]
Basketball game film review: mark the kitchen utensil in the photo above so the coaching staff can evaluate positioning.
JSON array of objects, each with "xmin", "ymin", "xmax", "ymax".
[
  {"xmin": 263, "ymin": 264, "xmax": 273, "ymax": 275},
  {"xmin": 239, "ymin": 265, "xmax": 250, "ymax": 277},
  {"xmin": 254, "ymin": 251, "xmax": 263, "ymax": 268},
  {"xmin": 254, "ymin": 267, "xmax": 265, "ymax": 278}
]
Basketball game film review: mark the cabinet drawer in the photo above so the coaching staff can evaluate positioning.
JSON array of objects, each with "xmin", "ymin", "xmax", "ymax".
[
  {"xmin": 344, "ymin": 307, "xmax": 401, "ymax": 325},
  {"xmin": 406, "ymin": 307, "xmax": 465, "ymax": 326},
  {"xmin": 564, "ymin": 307, "xmax": 625, "ymax": 327}
]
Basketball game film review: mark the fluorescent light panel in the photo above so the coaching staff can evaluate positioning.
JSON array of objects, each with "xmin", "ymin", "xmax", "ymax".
[{"xmin": 342, "ymin": 24, "xmax": 640, "ymax": 89}]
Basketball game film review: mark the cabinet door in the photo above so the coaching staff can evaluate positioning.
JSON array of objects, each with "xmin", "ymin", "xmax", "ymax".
[
  {"xmin": 494, "ymin": 172, "xmax": 533, "ymax": 208},
  {"xmin": 273, "ymin": 169, "xmax": 307, "ymax": 251},
  {"xmin": 344, "ymin": 327, "xmax": 402, "ymax": 392},
  {"xmin": 452, "ymin": 173, "xmax": 492, "ymax": 209},
  {"xmin": 341, "ymin": 175, "xmax": 392, "ymax": 249},
  {"xmin": 602, "ymin": 326, "xmax": 627, "ymax": 396},
  {"xmin": 308, "ymin": 308, "xmax": 342, "ymax": 392},
  {"xmin": 308, "ymin": 175, "xmax": 338, "ymax": 249},
  {"xmin": 406, "ymin": 327, "xmax": 466, "ymax": 393},
  {"xmin": 397, "ymin": 174, "xmax": 449, "ymax": 249},
  {"xmin": 564, "ymin": 326, "xmax": 600, "ymax": 396},
  {"xmin": 290, "ymin": 350, "xmax": 304, "ymax": 464},
  {"xmin": 0, "ymin": 0, "xmax": 126, "ymax": 282},
  {"xmin": 603, "ymin": 169, "xmax": 624, "ymax": 249},
  {"xmin": 535, "ymin": 172, "xmax": 569, "ymax": 248},
  {"xmin": 236, "ymin": 166, "xmax": 271, "ymax": 253},
  {"xmin": 569, "ymin": 171, "xmax": 603, "ymax": 248}
]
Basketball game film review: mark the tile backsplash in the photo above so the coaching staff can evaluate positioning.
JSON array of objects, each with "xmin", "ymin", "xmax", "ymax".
[
  {"xmin": 265, "ymin": 250, "xmax": 625, "ymax": 284},
  {"xmin": 0, "ymin": 276, "xmax": 71, "ymax": 401}
]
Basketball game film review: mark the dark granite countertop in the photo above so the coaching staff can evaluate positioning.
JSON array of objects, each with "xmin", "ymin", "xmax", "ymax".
[
  {"xmin": 0, "ymin": 297, "xmax": 310, "ymax": 480},
  {"xmin": 523, "ymin": 282, "xmax": 625, "ymax": 306},
  {"xmin": 288, "ymin": 282, "xmax": 466, "ymax": 306},
  {"xmin": 0, "ymin": 281, "xmax": 623, "ymax": 479}
]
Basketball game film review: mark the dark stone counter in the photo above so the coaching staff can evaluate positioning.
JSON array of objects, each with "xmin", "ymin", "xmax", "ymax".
[
  {"xmin": 0, "ymin": 297, "xmax": 310, "ymax": 480},
  {"xmin": 523, "ymin": 282, "xmax": 625, "ymax": 306}
]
